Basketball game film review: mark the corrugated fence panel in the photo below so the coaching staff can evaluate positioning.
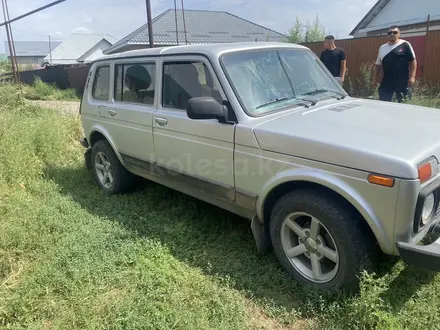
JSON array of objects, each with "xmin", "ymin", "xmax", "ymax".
[
  {"xmin": 424, "ymin": 30, "xmax": 440, "ymax": 85},
  {"xmin": 302, "ymin": 31, "xmax": 440, "ymax": 88},
  {"xmin": 66, "ymin": 65, "xmax": 90, "ymax": 94}
]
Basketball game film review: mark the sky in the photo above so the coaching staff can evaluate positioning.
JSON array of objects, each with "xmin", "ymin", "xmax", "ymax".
[{"xmin": 0, "ymin": 0, "xmax": 378, "ymax": 53}]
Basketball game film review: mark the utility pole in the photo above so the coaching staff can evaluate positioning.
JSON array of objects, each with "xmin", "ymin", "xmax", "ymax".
[
  {"xmin": 1, "ymin": 0, "xmax": 18, "ymax": 82},
  {"xmin": 48, "ymin": 34, "xmax": 53, "ymax": 64},
  {"xmin": 181, "ymin": 0, "xmax": 188, "ymax": 44},
  {"xmin": 146, "ymin": 0, "xmax": 154, "ymax": 48},
  {"xmin": 426, "ymin": 14, "xmax": 431, "ymax": 33},
  {"xmin": 4, "ymin": 0, "xmax": 18, "ymax": 77},
  {"xmin": 174, "ymin": 0, "xmax": 179, "ymax": 45},
  {"xmin": 0, "ymin": 0, "xmax": 66, "ymax": 28},
  {"xmin": 0, "ymin": 0, "xmax": 67, "ymax": 83}
]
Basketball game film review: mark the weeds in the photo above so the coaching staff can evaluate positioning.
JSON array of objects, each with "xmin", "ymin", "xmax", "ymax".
[{"xmin": 23, "ymin": 78, "xmax": 79, "ymax": 101}]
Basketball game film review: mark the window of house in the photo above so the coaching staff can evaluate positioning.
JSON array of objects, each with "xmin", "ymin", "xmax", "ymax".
[
  {"xmin": 162, "ymin": 61, "xmax": 223, "ymax": 110},
  {"xmin": 92, "ymin": 66, "xmax": 110, "ymax": 101},
  {"xmin": 114, "ymin": 63, "xmax": 156, "ymax": 105}
]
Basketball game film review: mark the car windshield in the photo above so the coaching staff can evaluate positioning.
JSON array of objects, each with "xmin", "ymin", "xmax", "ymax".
[{"xmin": 221, "ymin": 48, "xmax": 347, "ymax": 115}]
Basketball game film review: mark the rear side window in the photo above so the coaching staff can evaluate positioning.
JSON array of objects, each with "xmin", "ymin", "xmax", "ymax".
[
  {"xmin": 92, "ymin": 66, "xmax": 110, "ymax": 101},
  {"xmin": 114, "ymin": 63, "xmax": 156, "ymax": 105}
]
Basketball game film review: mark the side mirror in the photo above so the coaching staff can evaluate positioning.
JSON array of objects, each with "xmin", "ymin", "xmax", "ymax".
[{"xmin": 186, "ymin": 96, "xmax": 226, "ymax": 120}]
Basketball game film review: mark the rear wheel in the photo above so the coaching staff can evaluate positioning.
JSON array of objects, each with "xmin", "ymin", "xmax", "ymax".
[
  {"xmin": 270, "ymin": 189, "xmax": 378, "ymax": 293},
  {"xmin": 91, "ymin": 140, "xmax": 136, "ymax": 194}
]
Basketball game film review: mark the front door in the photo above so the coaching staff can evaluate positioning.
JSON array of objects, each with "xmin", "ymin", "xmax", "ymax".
[{"xmin": 153, "ymin": 57, "xmax": 236, "ymax": 201}]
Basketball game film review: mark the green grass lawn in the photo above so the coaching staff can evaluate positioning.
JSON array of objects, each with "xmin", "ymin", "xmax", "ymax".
[{"xmin": 1, "ymin": 85, "xmax": 440, "ymax": 329}]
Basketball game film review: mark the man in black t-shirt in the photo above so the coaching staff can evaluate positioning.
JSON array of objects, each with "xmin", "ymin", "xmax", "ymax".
[
  {"xmin": 374, "ymin": 25, "xmax": 417, "ymax": 103},
  {"xmin": 320, "ymin": 35, "xmax": 346, "ymax": 85}
]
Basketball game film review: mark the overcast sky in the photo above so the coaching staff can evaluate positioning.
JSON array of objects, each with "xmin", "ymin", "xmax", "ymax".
[{"xmin": 1, "ymin": 0, "xmax": 377, "ymax": 52}]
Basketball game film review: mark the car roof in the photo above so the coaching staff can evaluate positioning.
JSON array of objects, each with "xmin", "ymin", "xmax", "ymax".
[{"xmin": 94, "ymin": 42, "xmax": 309, "ymax": 63}]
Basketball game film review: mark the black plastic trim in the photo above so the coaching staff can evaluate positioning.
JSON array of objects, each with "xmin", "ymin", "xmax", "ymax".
[
  {"xmin": 397, "ymin": 223, "xmax": 440, "ymax": 271},
  {"xmin": 414, "ymin": 177, "xmax": 440, "ymax": 233},
  {"xmin": 84, "ymin": 148, "xmax": 92, "ymax": 170},
  {"xmin": 79, "ymin": 138, "xmax": 89, "ymax": 148}
]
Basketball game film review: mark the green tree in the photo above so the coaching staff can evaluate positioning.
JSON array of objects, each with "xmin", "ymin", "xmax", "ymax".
[
  {"xmin": 286, "ymin": 17, "xmax": 304, "ymax": 43},
  {"xmin": 286, "ymin": 16, "xmax": 327, "ymax": 43},
  {"xmin": 305, "ymin": 15, "xmax": 327, "ymax": 42}
]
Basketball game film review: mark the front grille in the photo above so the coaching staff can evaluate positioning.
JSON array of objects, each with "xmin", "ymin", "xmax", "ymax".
[
  {"xmin": 431, "ymin": 189, "xmax": 440, "ymax": 222},
  {"xmin": 434, "ymin": 202, "xmax": 440, "ymax": 219}
]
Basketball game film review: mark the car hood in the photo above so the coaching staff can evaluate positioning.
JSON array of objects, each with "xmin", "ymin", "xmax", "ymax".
[{"xmin": 253, "ymin": 98, "xmax": 440, "ymax": 179}]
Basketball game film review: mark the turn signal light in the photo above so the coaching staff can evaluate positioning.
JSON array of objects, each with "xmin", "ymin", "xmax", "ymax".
[
  {"xmin": 418, "ymin": 158, "xmax": 439, "ymax": 184},
  {"xmin": 418, "ymin": 162, "xmax": 433, "ymax": 184},
  {"xmin": 368, "ymin": 174, "xmax": 395, "ymax": 187}
]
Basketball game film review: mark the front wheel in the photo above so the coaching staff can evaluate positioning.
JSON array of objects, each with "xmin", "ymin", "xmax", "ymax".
[
  {"xmin": 270, "ymin": 190, "xmax": 378, "ymax": 293},
  {"xmin": 91, "ymin": 140, "xmax": 136, "ymax": 194}
]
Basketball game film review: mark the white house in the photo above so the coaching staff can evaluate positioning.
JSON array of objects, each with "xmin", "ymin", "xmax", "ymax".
[
  {"xmin": 350, "ymin": 0, "xmax": 440, "ymax": 37},
  {"xmin": 5, "ymin": 40, "xmax": 61, "ymax": 66},
  {"xmin": 42, "ymin": 33, "xmax": 117, "ymax": 66}
]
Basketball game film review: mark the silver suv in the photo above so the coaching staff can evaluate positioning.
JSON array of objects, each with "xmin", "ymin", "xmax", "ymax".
[{"xmin": 79, "ymin": 42, "xmax": 440, "ymax": 293}]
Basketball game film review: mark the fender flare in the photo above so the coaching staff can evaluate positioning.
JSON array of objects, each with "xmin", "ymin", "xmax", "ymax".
[
  {"xmin": 88, "ymin": 125, "xmax": 125, "ymax": 166},
  {"xmin": 256, "ymin": 168, "xmax": 392, "ymax": 253}
]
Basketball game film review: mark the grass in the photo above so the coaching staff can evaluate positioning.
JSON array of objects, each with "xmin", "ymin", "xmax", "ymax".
[
  {"xmin": 1, "ymin": 83, "xmax": 440, "ymax": 329},
  {"xmin": 22, "ymin": 78, "xmax": 80, "ymax": 101}
]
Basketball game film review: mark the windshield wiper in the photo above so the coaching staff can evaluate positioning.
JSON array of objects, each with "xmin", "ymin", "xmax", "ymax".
[
  {"xmin": 296, "ymin": 97, "xmax": 318, "ymax": 106},
  {"xmin": 255, "ymin": 97, "xmax": 294, "ymax": 109},
  {"xmin": 256, "ymin": 96, "xmax": 317, "ymax": 110},
  {"xmin": 301, "ymin": 89, "xmax": 347, "ymax": 99}
]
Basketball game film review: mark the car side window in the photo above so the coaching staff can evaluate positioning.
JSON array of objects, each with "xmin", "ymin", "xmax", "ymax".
[
  {"xmin": 162, "ymin": 61, "xmax": 223, "ymax": 110},
  {"xmin": 114, "ymin": 62, "xmax": 156, "ymax": 105},
  {"xmin": 92, "ymin": 66, "xmax": 110, "ymax": 101}
]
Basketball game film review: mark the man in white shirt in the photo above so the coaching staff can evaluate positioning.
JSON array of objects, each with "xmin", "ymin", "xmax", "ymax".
[{"xmin": 374, "ymin": 25, "xmax": 417, "ymax": 103}]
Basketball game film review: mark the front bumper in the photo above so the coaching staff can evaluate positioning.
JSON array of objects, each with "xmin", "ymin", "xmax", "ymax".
[
  {"xmin": 397, "ymin": 223, "xmax": 440, "ymax": 271},
  {"xmin": 79, "ymin": 137, "xmax": 89, "ymax": 148}
]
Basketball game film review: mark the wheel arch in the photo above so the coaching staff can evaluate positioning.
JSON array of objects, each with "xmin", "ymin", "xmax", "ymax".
[
  {"xmin": 88, "ymin": 126, "xmax": 125, "ymax": 165},
  {"xmin": 257, "ymin": 170, "xmax": 392, "ymax": 253}
]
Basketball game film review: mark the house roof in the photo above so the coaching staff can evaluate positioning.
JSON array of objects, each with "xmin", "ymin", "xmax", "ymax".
[
  {"xmin": 351, "ymin": 0, "xmax": 440, "ymax": 35},
  {"xmin": 4, "ymin": 40, "xmax": 62, "ymax": 57},
  {"xmin": 104, "ymin": 9, "xmax": 287, "ymax": 54},
  {"xmin": 350, "ymin": 0, "xmax": 391, "ymax": 35},
  {"xmin": 43, "ymin": 33, "xmax": 117, "ymax": 64}
]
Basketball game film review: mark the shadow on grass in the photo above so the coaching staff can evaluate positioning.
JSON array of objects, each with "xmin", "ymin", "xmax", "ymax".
[
  {"xmin": 44, "ymin": 165, "xmax": 435, "ymax": 318},
  {"xmin": 381, "ymin": 266, "xmax": 436, "ymax": 312}
]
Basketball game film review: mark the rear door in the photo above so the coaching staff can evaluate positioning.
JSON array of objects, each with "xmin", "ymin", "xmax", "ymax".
[{"xmin": 97, "ymin": 60, "xmax": 157, "ymax": 164}]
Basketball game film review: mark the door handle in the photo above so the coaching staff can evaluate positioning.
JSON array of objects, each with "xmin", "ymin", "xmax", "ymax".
[
  {"xmin": 155, "ymin": 117, "xmax": 168, "ymax": 126},
  {"xmin": 108, "ymin": 109, "xmax": 116, "ymax": 117}
]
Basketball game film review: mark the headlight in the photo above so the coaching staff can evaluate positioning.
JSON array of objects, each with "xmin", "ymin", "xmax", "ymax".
[{"xmin": 421, "ymin": 193, "xmax": 435, "ymax": 225}]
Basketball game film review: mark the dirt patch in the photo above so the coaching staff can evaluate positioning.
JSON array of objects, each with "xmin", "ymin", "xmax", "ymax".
[{"xmin": 27, "ymin": 100, "xmax": 80, "ymax": 116}]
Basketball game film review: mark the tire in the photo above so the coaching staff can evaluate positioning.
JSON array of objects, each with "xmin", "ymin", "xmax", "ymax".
[
  {"xmin": 91, "ymin": 140, "xmax": 136, "ymax": 194},
  {"xmin": 269, "ymin": 189, "xmax": 378, "ymax": 293}
]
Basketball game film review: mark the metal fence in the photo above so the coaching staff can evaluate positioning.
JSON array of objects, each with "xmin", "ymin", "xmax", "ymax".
[
  {"xmin": 0, "ymin": 64, "xmax": 91, "ymax": 94},
  {"xmin": 301, "ymin": 30, "xmax": 440, "ymax": 92},
  {"xmin": 5, "ymin": 31, "xmax": 440, "ymax": 97}
]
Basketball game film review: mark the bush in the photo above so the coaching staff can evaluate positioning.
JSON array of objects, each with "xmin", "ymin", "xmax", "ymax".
[{"xmin": 0, "ymin": 59, "xmax": 12, "ymax": 73}]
